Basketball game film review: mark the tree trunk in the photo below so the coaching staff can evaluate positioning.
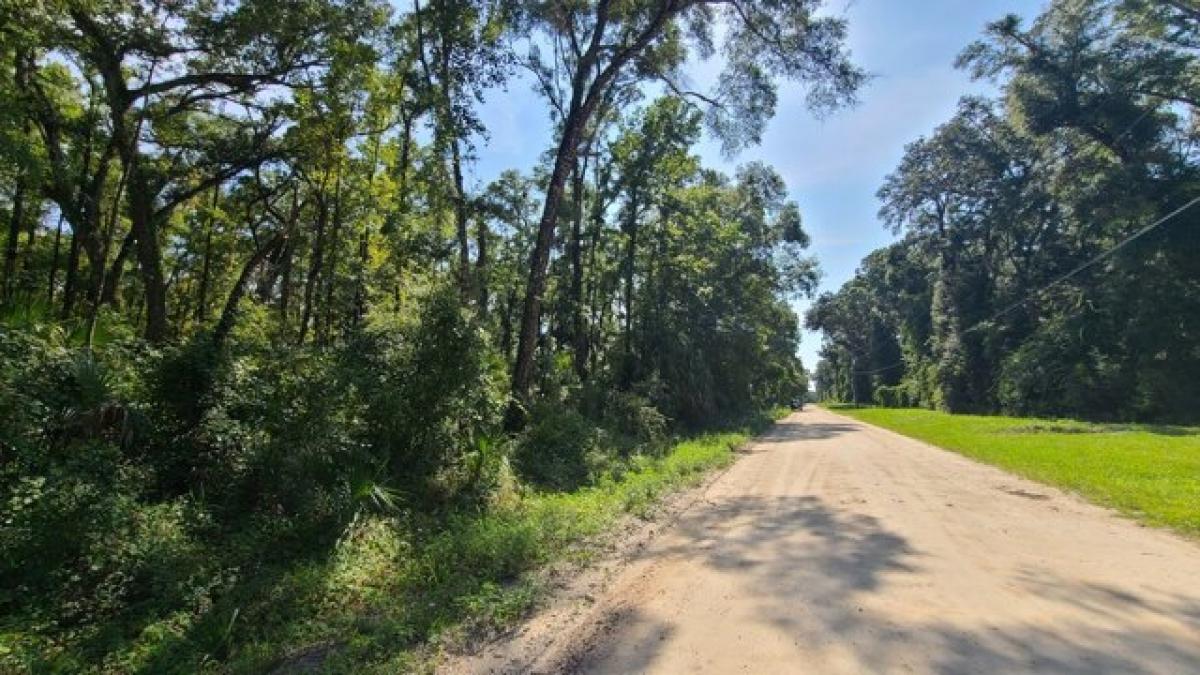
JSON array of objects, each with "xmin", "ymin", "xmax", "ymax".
[
  {"xmin": 214, "ymin": 233, "xmax": 284, "ymax": 349},
  {"xmin": 49, "ymin": 166, "xmax": 108, "ymax": 319},
  {"xmin": 108, "ymin": 93, "xmax": 168, "ymax": 342},
  {"xmin": 196, "ymin": 187, "xmax": 220, "ymax": 322},
  {"xmin": 100, "ymin": 46, "xmax": 167, "ymax": 342},
  {"xmin": 452, "ymin": 138, "xmax": 471, "ymax": 298},
  {"xmin": 569, "ymin": 159, "xmax": 588, "ymax": 381},
  {"xmin": 19, "ymin": 187, "xmax": 39, "ymax": 296},
  {"xmin": 506, "ymin": 0, "xmax": 674, "ymax": 424},
  {"xmin": 61, "ymin": 143, "xmax": 109, "ymax": 316},
  {"xmin": 100, "ymin": 229, "xmax": 133, "ymax": 307},
  {"xmin": 354, "ymin": 133, "xmax": 383, "ymax": 327},
  {"xmin": 279, "ymin": 240, "xmax": 293, "ymax": 325},
  {"xmin": 584, "ymin": 160, "xmax": 607, "ymax": 379},
  {"xmin": 58, "ymin": 153, "xmax": 101, "ymax": 320},
  {"xmin": 298, "ymin": 186, "xmax": 328, "ymax": 345},
  {"xmin": 278, "ymin": 186, "xmax": 299, "ymax": 330},
  {"xmin": 257, "ymin": 242, "xmax": 280, "ymax": 305},
  {"xmin": 61, "ymin": 228, "xmax": 81, "ymax": 317},
  {"xmin": 47, "ymin": 212, "xmax": 64, "ymax": 304},
  {"xmin": 620, "ymin": 197, "xmax": 640, "ymax": 389},
  {"xmin": 4, "ymin": 51, "xmax": 31, "ymax": 304},
  {"xmin": 396, "ymin": 113, "xmax": 414, "ymax": 214},
  {"xmin": 439, "ymin": 10, "xmax": 471, "ymax": 299},
  {"xmin": 196, "ymin": 228, "xmax": 213, "ymax": 322},
  {"xmin": 500, "ymin": 287, "xmax": 516, "ymax": 361},
  {"xmin": 353, "ymin": 227, "xmax": 369, "ymax": 326},
  {"xmin": 413, "ymin": 0, "xmax": 470, "ymax": 299},
  {"xmin": 475, "ymin": 214, "xmax": 490, "ymax": 316},
  {"xmin": 594, "ymin": 271, "xmax": 614, "ymax": 377},
  {"xmin": 320, "ymin": 171, "xmax": 344, "ymax": 345},
  {"xmin": 650, "ymin": 212, "xmax": 669, "ymax": 354},
  {"xmin": 128, "ymin": 175, "xmax": 169, "ymax": 342},
  {"xmin": 507, "ymin": 93, "xmax": 604, "ymax": 425},
  {"xmin": 2, "ymin": 172, "xmax": 26, "ymax": 303},
  {"xmin": 508, "ymin": 130, "xmax": 580, "ymax": 426}
]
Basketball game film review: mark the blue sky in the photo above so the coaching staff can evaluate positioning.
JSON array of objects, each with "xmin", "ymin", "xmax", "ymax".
[{"xmin": 467, "ymin": 0, "xmax": 1046, "ymax": 371}]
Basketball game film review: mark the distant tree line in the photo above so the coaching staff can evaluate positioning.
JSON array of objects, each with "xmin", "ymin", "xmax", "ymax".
[{"xmin": 808, "ymin": 0, "xmax": 1200, "ymax": 422}]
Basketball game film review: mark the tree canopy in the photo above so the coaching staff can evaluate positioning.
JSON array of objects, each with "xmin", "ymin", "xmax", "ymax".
[
  {"xmin": 0, "ymin": 0, "xmax": 858, "ymax": 669},
  {"xmin": 808, "ymin": 0, "xmax": 1200, "ymax": 422}
]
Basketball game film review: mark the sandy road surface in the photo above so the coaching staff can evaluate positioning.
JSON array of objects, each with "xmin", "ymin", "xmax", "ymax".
[{"xmin": 454, "ymin": 407, "xmax": 1200, "ymax": 674}]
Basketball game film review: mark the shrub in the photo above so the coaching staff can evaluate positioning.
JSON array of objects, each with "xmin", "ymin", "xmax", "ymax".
[
  {"xmin": 512, "ymin": 404, "xmax": 609, "ymax": 491},
  {"xmin": 353, "ymin": 288, "xmax": 506, "ymax": 505},
  {"xmin": 599, "ymin": 390, "xmax": 668, "ymax": 451},
  {"xmin": 874, "ymin": 384, "xmax": 912, "ymax": 408}
]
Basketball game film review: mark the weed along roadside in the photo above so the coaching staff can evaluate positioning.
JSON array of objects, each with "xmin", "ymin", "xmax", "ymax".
[
  {"xmin": 13, "ymin": 409, "xmax": 780, "ymax": 674},
  {"xmin": 270, "ymin": 411, "xmax": 784, "ymax": 673}
]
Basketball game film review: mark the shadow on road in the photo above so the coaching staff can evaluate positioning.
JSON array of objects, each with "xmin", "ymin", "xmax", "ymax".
[
  {"xmin": 578, "ymin": 494, "xmax": 917, "ymax": 671},
  {"xmin": 752, "ymin": 417, "xmax": 859, "ymax": 445},
  {"xmin": 575, "ymin": 492, "xmax": 1200, "ymax": 674}
]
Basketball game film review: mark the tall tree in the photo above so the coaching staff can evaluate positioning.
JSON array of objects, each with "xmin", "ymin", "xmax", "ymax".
[
  {"xmin": 506, "ymin": 0, "xmax": 864, "ymax": 425},
  {"xmin": 21, "ymin": 0, "xmax": 381, "ymax": 341}
]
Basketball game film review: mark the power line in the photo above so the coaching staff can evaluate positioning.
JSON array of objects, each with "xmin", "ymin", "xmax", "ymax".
[
  {"xmin": 1109, "ymin": 106, "xmax": 1155, "ymax": 148},
  {"xmin": 842, "ymin": 104, "xmax": 1179, "ymax": 378},
  {"xmin": 852, "ymin": 361, "xmax": 905, "ymax": 376},
  {"xmin": 849, "ymin": 193, "xmax": 1200, "ymax": 375},
  {"xmin": 963, "ymin": 193, "xmax": 1200, "ymax": 333}
]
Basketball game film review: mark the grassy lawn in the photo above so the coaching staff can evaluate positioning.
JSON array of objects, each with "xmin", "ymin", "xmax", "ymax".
[{"xmin": 829, "ymin": 406, "xmax": 1200, "ymax": 538}]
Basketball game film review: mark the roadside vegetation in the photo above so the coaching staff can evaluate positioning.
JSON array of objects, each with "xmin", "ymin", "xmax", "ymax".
[
  {"xmin": 0, "ymin": 1, "xmax": 854, "ymax": 671},
  {"xmin": 4, "ymin": 395, "xmax": 770, "ymax": 672},
  {"xmin": 832, "ymin": 406, "xmax": 1200, "ymax": 538}
]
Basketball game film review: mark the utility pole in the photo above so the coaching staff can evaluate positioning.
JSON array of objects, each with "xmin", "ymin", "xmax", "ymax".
[{"xmin": 850, "ymin": 355, "xmax": 858, "ymax": 405}]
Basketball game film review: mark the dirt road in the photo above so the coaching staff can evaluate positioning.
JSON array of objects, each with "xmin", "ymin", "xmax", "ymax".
[{"xmin": 455, "ymin": 407, "xmax": 1200, "ymax": 674}]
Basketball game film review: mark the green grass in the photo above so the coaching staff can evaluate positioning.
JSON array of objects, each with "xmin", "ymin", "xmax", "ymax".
[
  {"xmin": 2, "ymin": 412, "xmax": 780, "ymax": 674},
  {"xmin": 831, "ymin": 406, "xmax": 1200, "ymax": 538},
  {"xmin": 256, "ymin": 425, "xmax": 765, "ymax": 673}
]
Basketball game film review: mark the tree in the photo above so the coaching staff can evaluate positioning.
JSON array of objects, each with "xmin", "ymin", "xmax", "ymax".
[
  {"xmin": 812, "ymin": 0, "xmax": 1200, "ymax": 421},
  {"xmin": 505, "ymin": 0, "xmax": 864, "ymax": 426},
  {"xmin": 408, "ymin": 0, "xmax": 512, "ymax": 298},
  {"xmin": 607, "ymin": 97, "xmax": 701, "ymax": 386},
  {"xmin": 17, "ymin": 0, "xmax": 382, "ymax": 341}
]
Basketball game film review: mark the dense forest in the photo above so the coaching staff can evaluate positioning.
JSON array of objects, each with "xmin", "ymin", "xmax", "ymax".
[
  {"xmin": 809, "ymin": 0, "xmax": 1200, "ymax": 423},
  {"xmin": 0, "ymin": 0, "xmax": 863, "ymax": 670}
]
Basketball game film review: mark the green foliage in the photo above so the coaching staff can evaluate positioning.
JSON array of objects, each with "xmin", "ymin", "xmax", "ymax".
[
  {"xmin": 354, "ymin": 288, "xmax": 506, "ymax": 503},
  {"xmin": 513, "ymin": 405, "xmax": 608, "ymax": 491},
  {"xmin": 1, "ymin": 370, "xmax": 762, "ymax": 672},
  {"xmin": 0, "ymin": 0, "xmax": 853, "ymax": 670},
  {"xmin": 0, "ymin": 276, "xmax": 788, "ymax": 671},
  {"xmin": 512, "ymin": 389, "xmax": 667, "ymax": 492},
  {"xmin": 873, "ymin": 384, "xmax": 913, "ymax": 409},
  {"xmin": 599, "ymin": 390, "xmax": 668, "ymax": 449},
  {"xmin": 0, "ymin": 289, "xmax": 507, "ymax": 670},
  {"xmin": 811, "ymin": 0, "xmax": 1200, "ymax": 423}
]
